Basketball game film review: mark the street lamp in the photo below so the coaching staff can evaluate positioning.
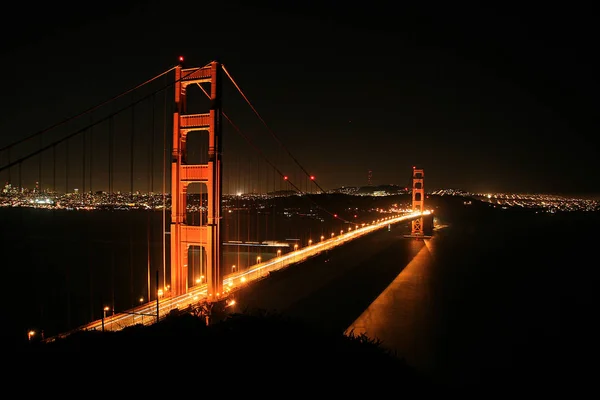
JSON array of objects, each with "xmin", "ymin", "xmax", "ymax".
[
  {"xmin": 308, "ymin": 239, "xmax": 312, "ymax": 246},
  {"xmin": 232, "ymin": 264, "xmax": 236, "ymax": 272},
  {"xmin": 277, "ymin": 249, "xmax": 281, "ymax": 257},
  {"xmin": 256, "ymin": 256, "xmax": 261, "ymax": 264},
  {"xmin": 102, "ymin": 306, "xmax": 110, "ymax": 332},
  {"xmin": 28, "ymin": 330, "xmax": 35, "ymax": 343},
  {"xmin": 139, "ymin": 297, "xmax": 145, "ymax": 325}
]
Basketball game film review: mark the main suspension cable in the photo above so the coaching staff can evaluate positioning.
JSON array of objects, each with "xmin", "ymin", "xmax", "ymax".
[
  {"xmin": 0, "ymin": 66, "xmax": 178, "ymax": 153},
  {"xmin": 221, "ymin": 64, "xmax": 327, "ymax": 194},
  {"xmin": 0, "ymin": 63, "xmax": 212, "ymax": 174}
]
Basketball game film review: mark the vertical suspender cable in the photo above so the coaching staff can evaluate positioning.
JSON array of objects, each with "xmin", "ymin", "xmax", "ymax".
[
  {"xmin": 38, "ymin": 135, "xmax": 42, "ymax": 193},
  {"xmin": 6, "ymin": 148, "xmax": 11, "ymax": 186},
  {"xmin": 82, "ymin": 130, "xmax": 86, "ymax": 195},
  {"xmin": 109, "ymin": 117, "xmax": 113, "ymax": 195},
  {"xmin": 52, "ymin": 145, "xmax": 56, "ymax": 192},
  {"xmin": 108, "ymin": 115, "xmax": 115, "ymax": 313},
  {"xmin": 65, "ymin": 140, "xmax": 69, "ymax": 193},
  {"xmin": 89, "ymin": 116, "xmax": 93, "ymax": 193},
  {"xmin": 150, "ymin": 93, "xmax": 155, "ymax": 194},
  {"xmin": 148, "ymin": 94, "xmax": 155, "ymax": 300},
  {"xmin": 130, "ymin": 95, "xmax": 134, "ymax": 307},
  {"xmin": 131, "ymin": 94, "xmax": 135, "ymax": 200},
  {"xmin": 18, "ymin": 163, "xmax": 21, "ymax": 197},
  {"xmin": 162, "ymin": 76, "xmax": 167, "ymax": 290}
]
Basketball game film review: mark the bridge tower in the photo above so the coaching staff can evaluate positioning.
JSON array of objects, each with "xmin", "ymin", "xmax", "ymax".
[
  {"xmin": 411, "ymin": 167, "xmax": 425, "ymax": 236},
  {"xmin": 170, "ymin": 61, "xmax": 223, "ymax": 300}
]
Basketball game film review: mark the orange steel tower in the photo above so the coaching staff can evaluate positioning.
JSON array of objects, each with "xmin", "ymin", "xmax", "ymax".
[
  {"xmin": 171, "ymin": 61, "xmax": 223, "ymax": 300},
  {"xmin": 411, "ymin": 167, "xmax": 424, "ymax": 236}
]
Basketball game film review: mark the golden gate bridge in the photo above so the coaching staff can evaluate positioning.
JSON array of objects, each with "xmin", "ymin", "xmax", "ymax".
[{"xmin": 0, "ymin": 59, "xmax": 430, "ymax": 341}]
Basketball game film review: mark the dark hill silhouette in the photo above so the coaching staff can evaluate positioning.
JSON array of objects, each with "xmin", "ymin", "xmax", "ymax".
[{"xmin": 23, "ymin": 308, "xmax": 445, "ymax": 391}]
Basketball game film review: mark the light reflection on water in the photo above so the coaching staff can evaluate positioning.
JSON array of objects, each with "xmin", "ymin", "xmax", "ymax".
[{"xmin": 345, "ymin": 237, "xmax": 437, "ymax": 375}]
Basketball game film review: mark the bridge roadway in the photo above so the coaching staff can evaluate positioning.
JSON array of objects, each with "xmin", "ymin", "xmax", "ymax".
[{"xmin": 52, "ymin": 211, "xmax": 428, "ymax": 339}]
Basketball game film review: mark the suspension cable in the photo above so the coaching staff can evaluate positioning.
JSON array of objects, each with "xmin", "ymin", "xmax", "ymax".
[
  {"xmin": 221, "ymin": 64, "xmax": 327, "ymax": 194},
  {"xmin": 0, "ymin": 64, "xmax": 211, "ymax": 174},
  {"xmin": 0, "ymin": 66, "xmax": 178, "ymax": 153},
  {"xmin": 214, "ymin": 71, "xmax": 351, "ymax": 224}
]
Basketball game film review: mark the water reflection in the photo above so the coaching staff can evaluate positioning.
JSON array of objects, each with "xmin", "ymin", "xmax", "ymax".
[{"xmin": 345, "ymin": 237, "xmax": 437, "ymax": 374}]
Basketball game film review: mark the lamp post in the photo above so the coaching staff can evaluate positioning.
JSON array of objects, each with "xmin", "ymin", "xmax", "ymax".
[
  {"xmin": 139, "ymin": 297, "xmax": 144, "ymax": 325},
  {"xmin": 102, "ymin": 306, "xmax": 109, "ymax": 332},
  {"xmin": 27, "ymin": 330, "xmax": 35, "ymax": 343}
]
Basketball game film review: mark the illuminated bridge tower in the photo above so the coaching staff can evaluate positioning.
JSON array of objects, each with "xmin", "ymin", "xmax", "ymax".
[
  {"xmin": 171, "ymin": 61, "xmax": 223, "ymax": 300},
  {"xmin": 411, "ymin": 167, "xmax": 425, "ymax": 237}
]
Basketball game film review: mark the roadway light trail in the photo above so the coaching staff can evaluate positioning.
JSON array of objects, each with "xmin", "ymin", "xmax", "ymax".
[{"xmin": 60, "ymin": 211, "xmax": 430, "ymax": 338}]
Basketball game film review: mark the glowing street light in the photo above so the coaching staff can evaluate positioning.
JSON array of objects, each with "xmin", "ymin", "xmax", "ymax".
[
  {"xmin": 28, "ymin": 330, "xmax": 35, "ymax": 343},
  {"xmin": 320, "ymin": 235, "xmax": 324, "ymax": 241},
  {"xmin": 102, "ymin": 306, "xmax": 110, "ymax": 332},
  {"xmin": 308, "ymin": 239, "xmax": 312, "ymax": 246},
  {"xmin": 277, "ymin": 249, "xmax": 281, "ymax": 257},
  {"xmin": 256, "ymin": 256, "xmax": 261, "ymax": 264},
  {"xmin": 294, "ymin": 244, "xmax": 298, "ymax": 251}
]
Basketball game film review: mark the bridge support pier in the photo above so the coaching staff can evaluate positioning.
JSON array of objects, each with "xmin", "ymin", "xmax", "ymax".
[{"xmin": 170, "ymin": 61, "xmax": 223, "ymax": 300}]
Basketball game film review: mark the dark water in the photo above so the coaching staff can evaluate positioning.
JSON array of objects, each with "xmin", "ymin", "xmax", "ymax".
[
  {"xmin": 381, "ymin": 198, "xmax": 600, "ymax": 390},
  {"xmin": 2, "ymin": 196, "xmax": 598, "ymax": 392},
  {"xmin": 0, "ymin": 204, "xmax": 371, "ymax": 346},
  {"xmin": 231, "ymin": 196, "xmax": 599, "ymax": 391}
]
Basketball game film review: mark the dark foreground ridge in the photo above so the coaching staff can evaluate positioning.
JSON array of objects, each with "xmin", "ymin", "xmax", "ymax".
[{"xmin": 22, "ymin": 307, "xmax": 444, "ymax": 391}]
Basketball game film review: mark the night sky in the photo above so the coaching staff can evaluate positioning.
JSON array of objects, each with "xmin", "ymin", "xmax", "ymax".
[{"xmin": 1, "ymin": 1, "xmax": 597, "ymax": 195}]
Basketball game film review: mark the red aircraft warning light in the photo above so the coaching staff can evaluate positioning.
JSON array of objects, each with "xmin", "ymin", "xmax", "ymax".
[
  {"xmin": 310, "ymin": 176, "xmax": 315, "ymax": 180},
  {"xmin": 178, "ymin": 56, "xmax": 184, "ymax": 63},
  {"xmin": 283, "ymin": 176, "xmax": 288, "ymax": 180}
]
